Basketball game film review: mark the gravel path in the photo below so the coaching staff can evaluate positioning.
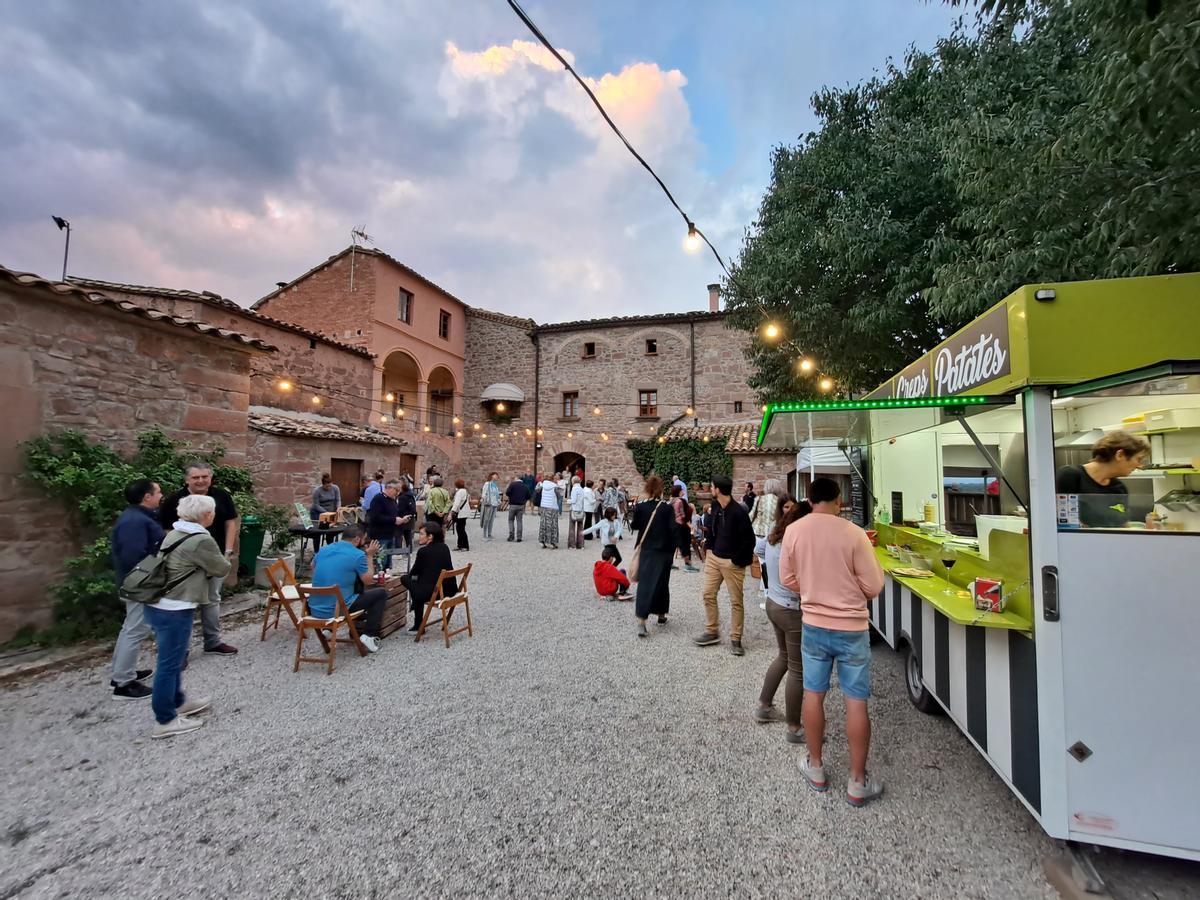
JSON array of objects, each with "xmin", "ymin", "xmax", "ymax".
[{"xmin": 0, "ymin": 531, "xmax": 1194, "ymax": 898}]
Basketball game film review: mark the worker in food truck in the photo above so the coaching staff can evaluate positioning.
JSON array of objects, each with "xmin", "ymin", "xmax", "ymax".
[{"xmin": 1055, "ymin": 430, "xmax": 1151, "ymax": 528}]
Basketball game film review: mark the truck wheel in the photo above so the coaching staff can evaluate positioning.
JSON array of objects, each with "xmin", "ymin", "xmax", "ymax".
[{"xmin": 904, "ymin": 642, "xmax": 941, "ymax": 715}]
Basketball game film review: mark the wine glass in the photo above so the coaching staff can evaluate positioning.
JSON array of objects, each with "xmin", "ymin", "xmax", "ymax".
[{"xmin": 940, "ymin": 545, "xmax": 957, "ymax": 597}]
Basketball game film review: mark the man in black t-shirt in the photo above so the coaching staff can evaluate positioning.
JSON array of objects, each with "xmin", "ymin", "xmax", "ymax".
[{"xmin": 160, "ymin": 461, "xmax": 239, "ymax": 654}]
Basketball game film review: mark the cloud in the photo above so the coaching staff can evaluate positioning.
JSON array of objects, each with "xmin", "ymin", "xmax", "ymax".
[{"xmin": 0, "ymin": 1, "xmax": 960, "ymax": 321}]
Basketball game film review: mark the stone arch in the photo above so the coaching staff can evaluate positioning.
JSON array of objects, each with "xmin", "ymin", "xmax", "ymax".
[
  {"xmin": 381, "ymin": 349, "xmax": 422, "ymax": 416},
  {"xmin": 427, "ymin": 365, "xmax": 457, "ymax": 435},
  {"xmin": 622, "ymin": 326, "xmax": 686, "ymax": 356}
]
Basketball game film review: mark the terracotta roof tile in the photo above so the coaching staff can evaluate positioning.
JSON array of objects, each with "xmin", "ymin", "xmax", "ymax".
[
  {"xmin": 536, "ymin": 310, "xmax": 727, "ymax": 333},
  {"xmin": 248, "ymin": 411, "xmax": 405, "ymax": 446},
  {"xmin": 3, "ymin": 266, "xmax": 275, "ymax": 352},
  {"xmin": 661, "ymin": 422, "xmax": 795, "ymax": 454},
  {"xmin": 68, "ymin": 276, "xmax": 374, "ymax": 358}
]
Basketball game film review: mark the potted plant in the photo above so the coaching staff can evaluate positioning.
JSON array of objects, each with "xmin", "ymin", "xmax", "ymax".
[{"xmin": 253, "ymin": 503, "xmax": 299, "ymax": 587}]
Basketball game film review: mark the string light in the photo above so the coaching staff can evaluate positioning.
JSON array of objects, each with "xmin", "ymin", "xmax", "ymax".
[
  {"xmin": 685, "ymin": 406, "xmax": 694, "ymax": 416},
  {"xmin": 702, "ymin": 435, "xmax": 710, "ymax": 443},
  {"xmin": 423, "ymin": 424, "xmax": 431, "ymax": 432},
  {"xmin": 380, "ymin": 415, "xmax": 389, "ymax": 424},
  {"xmin": 385, "ymin": 392, "xmax": 395, "ymax": 402},
  {"xmin": 537, "ymin": 428, "xmax": 544, "ymax": 436},
  {"xmin": 310, "ymin": 396, "xmax": 321, "ymax": 405},
  {"xmin": 473, "ymin": 423, "xmax": 481, "ymax": 431},
  {"xmin": 525, "ymin": 428, "xmax": 533, "ymax": 437},
  {"xmin": 481, "ymin": 432, "xmax": 488, "ymax": 439},
  {"xmin": 763, "ymin": 323, "xmax": 781, "ymax": 341},
  {"xmin": 396, "ymin": 408, "xmax": 405, "ymax": 417},
  {"xmin": 277, "ymin": 380, "xmax": 293, "ymax": 392},
  {"xmin": 627, "ymin": 429, "xmax": 633, "ymax": 435},
  {"xmin": 593, "ymin": 405, "xmax": 602, "ymax": 416},
  {"xmin": 600, "ymin": 432, "xmax": 609, "ymax": 441},
  {"xmin": 567, "ymin": 431, "xmax": 574, "ymax": 438},
  {"xmin": 496, "ymin": 402, "xmax": 506, "ymax": 412},
  {"xmin": 819, "ymin": 377, "xmax": 834, "ymax": 392},
  {"xmin": 684, "ymin": 223, "xmax": 702, "ymax": 254},
  {"xmin": 456, "ymin": 431, "xmax": 464, "ymax": 437},
  {"xmin": 657, "ymin": 436, "xmax": 666, "ymax": 444},
  {"xmin": 799, "ymin": 358, "xmax": 815, "ymax": 373},
  {"xmin": 762, "ymin": 404, "xmax": 768, "ymax": 413},
  {"xmin": 452, "ymin": 415, "xmax": 460, "ymax": 424}
]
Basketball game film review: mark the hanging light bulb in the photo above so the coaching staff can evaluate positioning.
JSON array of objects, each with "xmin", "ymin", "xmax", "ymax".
[
  {"xmin": 481, "ymin": 432, "xmax": 488, "ymax": 439},
  {"xmin": 537, "ymin": 428, "xmax": 544, "ymax": 436},
  {"xmin": 452, "ymin": 415, "xmax": 460, "ymax": 424},
  {"xmin": 380, "ymin": 415, "xmax": 389, "ymax": 424},
  {"xmin": 627, "ymin": 430, "xmax": 633, "ymax": 435},
  {"xmin": 423, "ymin": 425, "xmax": 431, "ymax": 432},
  {"xmin": 277, "ymin": 380, "xmax": 293, "ymax": 392},
  {"xmin": 385, "ymin": 392, "xmax": 395, "ymax": 402},
  {"xmin": 601, "ymin": 433, "xmax": 609, "ymax": 441},
  {"xmin": 592, "ymin": 405, "xmax": 601, "ymax": 416},
  {"xmin": 456, "ymin": 431, "xmax": 464, "ymax": 438},
  {"xmin": 657, "ymin": 436, "xmax": 666, "ymax": 444},
  {"xmin": 396, "ymin": 408, "xmax": 405, "ymax": 417},
  {"xmin": 310, "ymin": 395, "xmax": 321, "ymax": 406},
  {"xmin": 512, "ymin": 431, "xmax": 518, "ymax": 438},
  {"xmin": 684, "ymin": 222, "xmax": 702, "ymax": 254},
  {"xmin": 799, "ymin": 358, "xmax": 815, "ymax": 373},
  {"xmin": 473, "ymin": 423, "xmax": 481, "ymax": 431},
  {"xmin": 702, "ymin": 435, "xmax": 710, "ymax": 443},
  {"xmin": 819, "ymin": 377, "xmax": 834, "ymax": 392},
  {"xmin": 685, "ymin": 406, "xmax": 694, "ymax": 416},
  {"xmin": 762, "ymin": 404, "xmax": 768, "ymax": 413},
  {"xmin": 525, "ymin": 428, "xmax": 533, "ymax": 437},
  {"xmin": 496, "ymin": 402, "xmax": 506, "ymax": 412},
  {"xmin": 763, "ymin": 323, "xmax": 781, "ymax": 341},
  {"xmin": 567, "ymin": 431, "xmax": 574, "ymax": 439}
]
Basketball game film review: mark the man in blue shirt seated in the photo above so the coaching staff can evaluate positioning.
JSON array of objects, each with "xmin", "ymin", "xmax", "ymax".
[{"xmin": 310, "ymin": 524, "xmax": 387, "ymax": 653}]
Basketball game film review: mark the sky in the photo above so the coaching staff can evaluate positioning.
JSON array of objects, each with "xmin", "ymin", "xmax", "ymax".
[{"xmin": 0, "ymin": 1, "xmax": 965, "ymax": 323}]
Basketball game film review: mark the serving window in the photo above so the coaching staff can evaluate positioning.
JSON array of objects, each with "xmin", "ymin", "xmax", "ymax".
[{"xmin": 1051, "ymin": 367, "xmax": 1200, "ymax": 535}]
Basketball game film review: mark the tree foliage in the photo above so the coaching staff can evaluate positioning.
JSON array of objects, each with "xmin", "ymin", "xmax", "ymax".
[{"xmin": 727, "ymin": 0, "xmax": 1200, "ymax": 398}]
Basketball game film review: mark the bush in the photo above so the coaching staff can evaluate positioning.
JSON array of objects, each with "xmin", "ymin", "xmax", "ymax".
[
  {"xmin": 15, "ymin": 427, "xmax": 260, "ymax": 647},
  {"xmin": 625, "ymin": 437, "xmax": 733, "ymax": 485}
]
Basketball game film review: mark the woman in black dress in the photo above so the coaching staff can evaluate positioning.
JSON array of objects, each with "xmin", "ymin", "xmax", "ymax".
[{"xmin": 631, "ymin": 475, "xmax": 676, "ymax": 639}]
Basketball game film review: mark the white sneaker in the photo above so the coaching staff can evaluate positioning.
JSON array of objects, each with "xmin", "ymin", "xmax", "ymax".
[
  {"xmin": 176, "ymin": 696, "xmax": 211, "ymax": 716},
  {"xmin": 359, "ymin": 634, "xmax": 380, "ymax": 653},
  {"xmin": 152, "ymin": 715, "xmax": 205, "ymax": 739}
]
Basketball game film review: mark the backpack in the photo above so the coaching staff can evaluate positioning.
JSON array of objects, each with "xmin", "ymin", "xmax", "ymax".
[{"xmin": 119, "ymin": 532, "xmax": 204, "ymax": 604}]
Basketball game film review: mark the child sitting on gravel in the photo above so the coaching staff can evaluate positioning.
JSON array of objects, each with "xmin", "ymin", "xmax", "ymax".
[
  {"xmin": 582, "ymin": 507, "xmax": 623, "ymax": 564},
  {"xmin": 593, "ymin": 546, "xmax": 632, "ymax": 601}
]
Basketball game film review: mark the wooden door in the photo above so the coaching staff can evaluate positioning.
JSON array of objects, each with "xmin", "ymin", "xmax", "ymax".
[{"xmin": 330, "ymin": 458, "xmax": 362, "ymax": 510}]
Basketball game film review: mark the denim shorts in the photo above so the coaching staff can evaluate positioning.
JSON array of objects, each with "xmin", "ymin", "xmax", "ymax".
[{"xmin": 801, "ymin": 624, "xmax": 872, "ymax": 701}]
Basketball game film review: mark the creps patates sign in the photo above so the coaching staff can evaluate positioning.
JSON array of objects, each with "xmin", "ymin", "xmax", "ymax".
[{"xmin": 889, "ymin": 304, "xmax": 1011, "ymax": 398}]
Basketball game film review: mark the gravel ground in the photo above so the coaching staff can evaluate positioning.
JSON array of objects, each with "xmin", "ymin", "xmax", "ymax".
[{"xmin": 1, "ymin": 530, "xmax": 1195, "ymax": 899}]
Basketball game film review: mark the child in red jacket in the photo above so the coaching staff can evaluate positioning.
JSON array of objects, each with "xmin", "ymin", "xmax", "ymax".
[{"xmin": 593, "ymin": 546, "xmax": 632, "ymax": 601}]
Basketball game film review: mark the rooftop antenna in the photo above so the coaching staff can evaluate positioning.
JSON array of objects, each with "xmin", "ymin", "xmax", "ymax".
[{"xmin": 349, "ymin": 226, "xmax": 374, "ymax": 292}]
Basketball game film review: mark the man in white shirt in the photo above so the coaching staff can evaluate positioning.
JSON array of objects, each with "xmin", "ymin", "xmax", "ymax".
[{"xmin": 672, "ymin": 474, "xmax": 689, "ymax": 502}]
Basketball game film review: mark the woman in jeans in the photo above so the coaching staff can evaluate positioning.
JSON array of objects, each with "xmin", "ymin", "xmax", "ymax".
[
  {"xmin": 145, "ymin": 493, "xmax": 231, "ymax": 739},
  {"xmin": 753, "ymin": 498, "xmax": 811, "ymax": 742}
]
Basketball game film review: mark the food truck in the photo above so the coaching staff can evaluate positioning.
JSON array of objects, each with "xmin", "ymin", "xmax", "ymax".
[{"xmin": 756, "ymin": 273, "xmax": 1200, "ymax": 861}]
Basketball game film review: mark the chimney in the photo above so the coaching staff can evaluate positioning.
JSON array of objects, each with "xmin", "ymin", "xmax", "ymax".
[{"xmin": 707, "ymin": 283, "xmax": 720, "ymax": 313}]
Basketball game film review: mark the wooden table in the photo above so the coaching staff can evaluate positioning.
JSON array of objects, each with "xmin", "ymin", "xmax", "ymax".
[{"xmin": 377, "ymin": 574, "xmax": 411, "ymax": 637}]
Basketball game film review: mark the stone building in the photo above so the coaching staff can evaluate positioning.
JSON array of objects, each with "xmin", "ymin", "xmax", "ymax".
[
  {"xmin": 0, "ymin": 266, "xmax": 272, "ymax": 641},
  {"xmin": 252, "ymin": 246, "xmax": 469, "ymax": 480},
  {"xmin": 68, "ymin": 276, "xmax": 411, "ymax": 511}
]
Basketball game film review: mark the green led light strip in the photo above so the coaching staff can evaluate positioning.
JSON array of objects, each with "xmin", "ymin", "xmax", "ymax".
[{"xmin": 755, "ymin": 395, "xmax": 1007, "ymax": 445}]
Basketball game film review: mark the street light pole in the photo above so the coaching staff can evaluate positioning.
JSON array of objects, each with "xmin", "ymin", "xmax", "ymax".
[{"xmin": 51, "ymin": 216, "xmax": 70, "ymax": 282}]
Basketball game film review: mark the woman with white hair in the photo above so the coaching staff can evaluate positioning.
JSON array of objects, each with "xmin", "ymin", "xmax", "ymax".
[
  {"xmin": 749, "ymin": 478, "xmax": 787, "ymax": 590},
  {"xmin": 567, "ymin": 476, "xmax": 586, "ymax": 549},
  {"xmin": 142, "ymin": 493, "xmax": 231, "ymax": 739}
]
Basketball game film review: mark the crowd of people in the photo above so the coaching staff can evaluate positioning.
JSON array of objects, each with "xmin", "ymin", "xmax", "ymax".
[{"xmin": 109, "ymin": 459, "xmax": 888, "ymax": 806}]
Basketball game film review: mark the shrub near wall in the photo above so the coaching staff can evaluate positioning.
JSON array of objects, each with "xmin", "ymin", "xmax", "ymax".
[
  {"xmin": 626, "ymin": 438, "xmax": 732, "ymax": 486},
  {"xmin": 17, "ymin": 427, "xmax": 257, "ymax": 646}
]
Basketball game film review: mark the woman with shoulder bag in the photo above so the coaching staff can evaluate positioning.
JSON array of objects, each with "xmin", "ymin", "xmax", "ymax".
[
  {"xmin": 629, "ymin": 475, "xmax": 676, "ymax": 638},
  {"xmin": 450, "ymin": 478, "xmax": 471, "ymax": 551},
  {"xmin": 144, "ymin": 494, "xmax": 231, "ymax": 740}
]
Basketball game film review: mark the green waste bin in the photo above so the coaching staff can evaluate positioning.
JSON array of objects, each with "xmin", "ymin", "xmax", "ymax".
[{"xmin": 238, "ymin": 515, "xmax": 265, "ymax": 577}]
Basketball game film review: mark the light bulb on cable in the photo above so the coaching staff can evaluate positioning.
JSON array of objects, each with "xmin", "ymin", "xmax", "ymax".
[
  {"xmin": 593, "ymin": 405, "xmax": 601, "ymax": 416},
  {"xmin": 685, "ymin": 406, "xmax": 694, "ymax": 416},
  {"xmin": 799, "ymin": 358, "xmax": 815, "ymax": 373},
  {"xmin": 819, "ymin": 377, "xmax": 834, "ymax": 392},
  {"xmin": 684, "ymin": 223, "xmax": 702, "ymax": 254},
  {"xmin": 385, "ymin": 392, "xmax": 395, "ymax": 402},
  {"xmin": 277, "ymin": 380, "xmax": 293, "ymax": 392},
  {"xmin": 763, "ymin": 323, "xmax": 781, "ymax": 341}
]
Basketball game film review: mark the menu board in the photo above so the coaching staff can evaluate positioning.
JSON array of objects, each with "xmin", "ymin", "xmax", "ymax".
[{"xmin": 849, "ymin": 446, "xmax": 868, "ymax": 526}]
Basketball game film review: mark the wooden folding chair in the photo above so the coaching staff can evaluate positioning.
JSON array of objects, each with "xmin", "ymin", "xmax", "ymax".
[
  {"xmin": 261, "ymin": 558, "xmax": 304, "ymax": 641},
  {"xmin": 414, "ymin": 563, "xmax": 473, "ymax": 648},
  {"xmin": 293, "ymin": 584, "xmax": 369, "ymax": 674}
]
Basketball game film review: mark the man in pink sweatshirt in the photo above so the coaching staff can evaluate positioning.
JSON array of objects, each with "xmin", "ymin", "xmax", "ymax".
[{"xmin": 779, "ymin": 478, "xmax": 886, "ymax": 807}]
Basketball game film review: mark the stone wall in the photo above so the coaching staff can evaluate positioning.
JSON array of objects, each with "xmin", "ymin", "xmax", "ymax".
[
  {"xmin": 254, "ymin": 252, "xmax": 376, "ymax": 351},
  {"xmin": 733, "ymin": 454, "xmax": 797, "ymax": 497},
  {"xmin": 247, "ymin": 430, "xmax": 405, "ymax": 508},
  {"xmin": 455, "ymin": 313, "xmax": 760, "ymax": 493},
  {"xmin": 458, "ymin": 309, "xmax": 537, "ymax": 488},
  {"xmin": 0, "ymin": 281, "xmax": 257, "ymax": 641},
  {"xmin": 99, "ymin": 291, "xmax": 377, "ymax": 427}
]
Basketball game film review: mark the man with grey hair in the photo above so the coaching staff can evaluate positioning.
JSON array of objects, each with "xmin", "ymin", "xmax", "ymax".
[{"xmin": 159, "ymin": 461, "xmax": 239, "ymax": 655}]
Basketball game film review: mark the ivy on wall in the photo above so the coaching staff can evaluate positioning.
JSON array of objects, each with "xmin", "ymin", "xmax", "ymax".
[
  {"xmin": 625, "ymin": 438, "xmax": 732, "ymax": 485},
  {"xmin": 16, "ymin": 427, "xmax": 266, "ymax": 647}
]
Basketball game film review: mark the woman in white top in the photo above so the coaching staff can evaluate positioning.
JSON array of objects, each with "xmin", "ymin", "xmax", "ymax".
[
  {"xmin": 754, "ymin": 498, "xmax": 811, "ymax": 740},
  {"xmin": 749, "ymin": 478, "xmax": 786, "ymax": 588},
  {"xmin": 567, "ymin": 476, "xmax": 586, "ymax": 549},
  {"xmin": 538, "ymin": 474, "xmax": 564, "ymax": 549},
  {"xmin": 449, "ymin": 478, "xmax": 472, "ymax": 551}
]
